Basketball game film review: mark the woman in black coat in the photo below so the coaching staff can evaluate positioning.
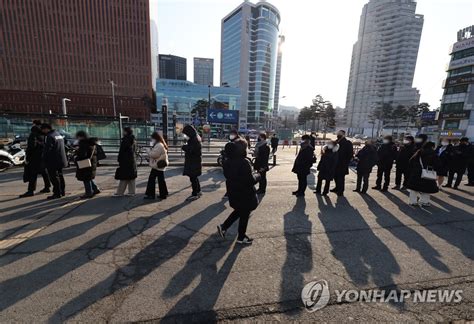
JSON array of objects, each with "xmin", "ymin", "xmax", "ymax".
[
  {"xmin": 315, "ymin": 141, "xmax": 339, "ymax": 196},
  {"xmin": 217, "ymin": 138, "xmax": 261, "ymax": 244},
  {"xmin": 115, "ymin": 127, "xmax": 137, "ymax": 196},
  {"xmin": 75, "ymin": 131, "xmax": 99, "ymax": 199},
  {"xmin": 407, "ymin": 142, "xmax": 439, "ymax": 207},
  {"xmin": 435, "ymin": 139, "xmax": 452, "ymax": 187},
  {"xmin": 292, "ymin": 135, "xmax": 315, "ymax": 197},
  {"xmin": 253, "ymin": 133, "xmax": 270, "ymax": 194},
  {"xmin": 354, "ymin": 140, "xmax": 378, "ymax": 194},
  {"xmin": 20, "ymin": 124, "xmax": 51, "ymax": 197},
  {"xmin": 181, "ymin": 125, "xmax": 202, "ymax": 200}
]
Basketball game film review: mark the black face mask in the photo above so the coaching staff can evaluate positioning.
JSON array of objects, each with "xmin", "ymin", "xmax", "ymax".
[{"xmin": 337, "ymin": 135, "xmax": 343, "ymax": 140}]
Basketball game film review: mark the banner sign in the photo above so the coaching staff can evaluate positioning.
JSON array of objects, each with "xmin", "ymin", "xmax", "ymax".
[
  {"xmin": 439, "ymin": 111, "xmax": 471, "ymax": 119},
  {"xmin": 421, "ymin": 111, "xmax": 437, "ymax": 121},
  {"xmin": 445, "ymin": 74, "xmax": 474, "ymax": 87},
  {"xmin": 439, "ymin": 130, "xmax": 466, "ymax": 137},
  {"xmin": 207, "ymin": 109, "xmax": 239, "ymax": 124}
]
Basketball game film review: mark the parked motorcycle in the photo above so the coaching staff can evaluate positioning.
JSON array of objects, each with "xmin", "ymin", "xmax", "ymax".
[{"xmin": 0, "ymin": 141, "xmax": 26, "ymax": 172}]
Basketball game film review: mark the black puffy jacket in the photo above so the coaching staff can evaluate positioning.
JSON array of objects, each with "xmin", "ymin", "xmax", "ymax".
[
  {"xmin": 43, "ymin": 129, "xmax": 68, "ymax": 170},
  {"xmin": 292, "ymin": 143, "xmax": 315, "ymax": 176}
]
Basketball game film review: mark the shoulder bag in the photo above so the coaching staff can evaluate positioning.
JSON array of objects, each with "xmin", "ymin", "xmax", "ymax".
[
  {"xmin": 419, "ymin": 157, "xmax": 436, "ymax": 180},
  {"xmin": 77, "ymin": 146, "xmax": 96, "ymax": 169}
]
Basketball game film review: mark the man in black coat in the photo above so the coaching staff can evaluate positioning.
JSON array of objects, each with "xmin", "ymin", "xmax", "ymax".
[
  {"xmin": 331, "ymin": 130, "xmax": 353, "ymax": 196},
  {"xmin": 465, "ymin": 139, "xmax": 474, "ymax": 187},
  {"xmin": 373, "ymin": 135, "xmax": 398, "ymax": 191},
  {"xmin": 254, "ymin": 133, "xmax": 270, "ymax": 194},
  {"xmin": 354, "ymin": 140, "xmax": 378, "ymax": 194},
  {"xmin": 292, "ymin": 135, "xmax": 315, "ymax": 197},
  {"xmin": 41, "ymin": 123, "xmax": 68, "ymax": 199},
  {"xmin": 270, "ymin": 134, "xmax": 279, "ymax": 154},
  {"xmin": 19, "ymin": 121, "xmax": 51, "ymax": 197},
  {"xmin": 445, "ymin": 137, "xmax": 470, "ymax": 189},
  {"xmin": 182, "ymin": 125, "xmax": 203, "ymax": 200},
  {"xmin": 393, "ymin": 135, "xmax": 416, "ymax": 190}
]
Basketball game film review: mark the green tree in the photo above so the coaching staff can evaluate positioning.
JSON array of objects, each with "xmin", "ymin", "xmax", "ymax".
[
  {"xmin": 392, "ymin": 105, "xmax": 408, "ymax": 137},
  {"xmin": 191, "ymin": 99, "xmax": 209, "ymax": 120}
]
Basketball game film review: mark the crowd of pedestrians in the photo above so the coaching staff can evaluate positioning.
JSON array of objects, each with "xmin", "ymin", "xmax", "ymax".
[{"xmin": 19, "ymin": 121, "xmax": 474, "ymax": 243}]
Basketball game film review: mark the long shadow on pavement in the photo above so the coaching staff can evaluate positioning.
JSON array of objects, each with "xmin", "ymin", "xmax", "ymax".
[
  {"xmin": 0, "ymin": 199, "xmax": 191, "ymax": 312},
  {"xmin": 360, "ymin": 194, "xmax": 450, "ymax": 273},
  {"xmin": 47, "ymin": 201, "xmax": 227, "ymax": 322},
  {"xmin": 160, "ymin": 237, "xmax": 242, "ymax": 322},
  {"xmin": 280, "ymin": 198, "xmax": 312, "ymax": 315},
  {"xmin": 386, "ymin": 192, "xmax": 474, "ymax": 261}
]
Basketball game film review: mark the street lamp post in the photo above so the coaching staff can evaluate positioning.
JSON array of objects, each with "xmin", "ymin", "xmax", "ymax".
[
  {"xmin": 162, "ymin": 97, "xmax": 169, "ymax": 140},
  {"xmin": 108, "ymin": 80, "xmax": 117, "ymax": 117},
  {"xmin": 61, "ymin": 98, "xmax": 71, "ymax": 116},
  {"xmin": 207, "ymin": 84, "xmax": 212, "ymax": 124}
]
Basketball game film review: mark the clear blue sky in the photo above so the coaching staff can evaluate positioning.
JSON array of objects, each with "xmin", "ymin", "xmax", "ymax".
[{"xmin": 151, "ymin": 0, "xmax": 474, "ymax": 110}]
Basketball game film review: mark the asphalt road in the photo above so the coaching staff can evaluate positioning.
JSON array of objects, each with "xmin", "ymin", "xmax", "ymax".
[{"xmin": 0, "ymin": 148, "xmax": 473, "ymax": 323}]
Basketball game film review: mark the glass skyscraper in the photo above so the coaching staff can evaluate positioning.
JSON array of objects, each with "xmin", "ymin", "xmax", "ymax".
[{"xmin": 221, "ymin": 1, "xmax": 280, "ymax": 129}]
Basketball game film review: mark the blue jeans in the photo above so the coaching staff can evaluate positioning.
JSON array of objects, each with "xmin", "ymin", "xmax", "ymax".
[{"xmin": 83, "ymin": 180, "xmax": 98, "ymax": 196}]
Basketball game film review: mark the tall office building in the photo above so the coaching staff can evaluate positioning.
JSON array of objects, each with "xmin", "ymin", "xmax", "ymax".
[
  {"xmin": 439, "ymin": 26, "xmax": 474, "ymax": 140},
  {"xmin": 221, "ymin": 1, "xmax": 281, "ymax": 129},
  {"xmin": 159, "ymin": 54, "xmax": 187, "ymax": 80},
  {"xmin": 0, "ymin": 0, "xmax": 152, "ymax": 120},
  {"xmin": 273, "ymin": 35, "xmax": 285, "ymax": 118},
  {"xmin": 344, "ymin": 0, "xmax": 424, "ymax": 135},
  {"xmin": 194, "ymin": 58, "xmax": 214, "ymax": 86},
  {"xmin": 150, "ymin": 20, "xmax": 159, "ymax": 90}
]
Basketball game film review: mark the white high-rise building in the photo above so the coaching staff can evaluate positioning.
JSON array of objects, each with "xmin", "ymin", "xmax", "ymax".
[
  {"xmin": 150, "ymin": 20, "xmax": 159, "ymax": 91},
  {"xmin": 345, "ymin": 0, "xmax": 424, "ymax": 135},
  {"xmin": 220, "ymin": 1, "xmax": 281, "ymax": 129},
  {"xmin": 273, "ymin": 35, "xmax": 285, "ymax": 118}
]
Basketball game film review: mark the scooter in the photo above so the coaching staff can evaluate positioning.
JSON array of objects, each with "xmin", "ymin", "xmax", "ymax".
[{"xmin": 0, "ymin": 142, "xmax": 26, "ymax": 172}]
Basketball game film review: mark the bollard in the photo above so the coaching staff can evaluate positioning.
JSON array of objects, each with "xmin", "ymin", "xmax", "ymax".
[{"xmin": 273, "ymin": 154, "xmax": 276, "ymax": 166}]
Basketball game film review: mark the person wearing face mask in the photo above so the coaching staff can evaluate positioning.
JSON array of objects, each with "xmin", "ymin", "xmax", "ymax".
[
  {"xmin": 414, "ymin": 134, "xmax": 428, "ymax": 150},
  {"xmin": 434, "ymin": 138, "xmax": 452, "ymax": 187},
  {"xmin": 393, "ymin": 136, "xmax": 416, "ymax": 190},
  {"xmin": 144, "ymin": 132, "xmax": 169, "ymax": 200},
  {"xmin": 331, "ymin": 130, "xmax": 353, "ymax": 196},
  {"xmin": 217, "ymin": 138, "xmax": 261, "ymax": 244},
  {"xmin": 253, "ymin": 133, "xmax": 270, "ymax": 194},
  {"xmin": 353, "ymin": 139, "xmax": 378, "ymax": 194},
  {"xmin": 270, "ymin": 134, "xmax": 279, "ymax": 155},
  {"xmin": 181, "ymin": 125, "xmax": 203, "ymax": 200},
  {"xmin": 315, "ymin": 140, "xmax": 339, "ymax": 196},
  {"xmin": 444, "ymin": 137, "xmax": 470, "ymax": 189},
  {"xmin": 114, "ymin": 127, "xmax": 137, "ymax": 196},
  {"xmin": 372, "ymin": 135, "xmax": 398, "ymax": 192},
  {"xmin": 291, "ymin": 135, "xmax": 316, "ymax": 197},
  {"xmin": 222, "ymin": 130, "xmax": 240, "ymax": 199}
]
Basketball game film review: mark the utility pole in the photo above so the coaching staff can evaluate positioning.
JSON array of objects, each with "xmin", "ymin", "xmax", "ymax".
[
  {"xmin": 108, "ymin": 80, "xmax": 117, "ymax": 117},
  {"xmin": 162, "ymin": 97, "xmax": 168, "ymax": 140}
]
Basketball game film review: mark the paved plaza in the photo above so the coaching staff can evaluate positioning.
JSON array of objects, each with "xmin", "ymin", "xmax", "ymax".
[{"xmin": 0, "ymin": 148, "xmax": 473, "ymax": 322}]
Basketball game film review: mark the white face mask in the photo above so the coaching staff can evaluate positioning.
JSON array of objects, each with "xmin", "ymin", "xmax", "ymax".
[
  {"xmin": 327, "ymin": 144, "xmax": 334, "ymax": 150},
  {"xmin": 441, "ymin": 141, "xmax": 449, "ymax": 146},
  {"xmin": 229, "ymin": 134, "xmax": 236, "ymax": 140},
  {"xmin": 415, "ymin": 138, "xmax": 423, "ymax": 144},
  {"xmin": 403, "ymin": 140, "xmax": 410, "ymax": 145},
  {"xmin": 383, "ymin": 139, "xmax": 390, "ymax": 144},
  {"xmin": 183, "ymin": 134, "xmax": 189, "ymax": 140}
]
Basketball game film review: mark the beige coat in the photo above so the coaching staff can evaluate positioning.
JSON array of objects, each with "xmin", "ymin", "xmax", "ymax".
[{"xmin": 149, "ymin": 142, "xmax": 168, "ymax": 171}]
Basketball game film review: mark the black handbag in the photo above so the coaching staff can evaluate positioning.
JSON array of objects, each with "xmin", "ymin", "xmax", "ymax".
[{"xmin": 157, "ymin": 160, "xmax": 168, "ymax": 169}]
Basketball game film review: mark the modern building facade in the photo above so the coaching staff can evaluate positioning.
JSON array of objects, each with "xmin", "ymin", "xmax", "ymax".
[
  {"xmin": 159, "ymin": 54, "xmax": 187, "ymax": 80},
  {"xmin": 0, "ymin": 0, "xmax": 152, "ymax": 120},
  {"xmin": 155, "ymin": 79, "xmax": 241, "ymax": 126},
  {"xmin": 221, "ymin": 1, "xmax": 281, "ymax": 129},
  {"xmin": 150, "ymin": 20, "xmax": 159, "ymax": 91},
  {"xmin": 344, "ymin": 0, "xmax": 424, "ymax": 135},
  {"xmin": 439, "ymin": 26, "xmax": 474, "ymax": 140},
  {"xmin": 273, "ymin": 35, "xmax": 285, "ymax": 118},
  {"xmin": 194, "ymin": 58, "xmax": 214, "ymax": 86}
]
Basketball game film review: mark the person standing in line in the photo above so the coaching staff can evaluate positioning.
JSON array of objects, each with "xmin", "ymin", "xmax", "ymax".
[
  {"xmin": 144, "ymin": 132, "xmax": 169, "ymax": 200},
  {"xmin": 407, "ymin": 141, "xmax": 439, "ymax": 207},
  {"xmin": 270, "ymin": 134, "xmax": 279, "ymax": 155},
  {"xmin": 291, "ymin": 135, "xmax": 315, "ymax": 197},
  {"xmin": 244, "ymin": 135, "xmax": 252, "ymax": 150},
  {"xmin": 353, "ymin": 139, "xmax": 378, "ymax": 194},
  {"xmin": 393, "ymin": 136, "xmax": 416, "ymax": 190},
  {"xmin": 309, "ymin": 132, "xmax": 316, "ymax": 148},
  {"xmin": 217, "ymin": 138, "xmax": 261, "ymax": 245},
  {"xmin": 74, "ymin": 131, "xmax": 100, "ymax": 199},
  {"xmin": 444, "ymin": 137, "xmax": 470, "ymax": 189},
  {"xmin": 465, "ymin": 139, "xmax": 474, "ymax": 186},
  {"xmin": 181, "ymin": 125, "xmax": 202, "ymax": 201},
  {"xmin": 331, "ymin": 130, "xmax": 353, "ymax": 197},
  {"xmin": 20, "ymin": 120, "xmax": 51, "ymax": 197},
  {"xmin": 253, "ymin": 133, "xmax": 270, "ymax": 194},
  {"xmin": 414, "ymin": 134, "xmax": 428, "ymax": 150},
  {"xmin": 41, "ymin": 124, "xmax": 67, "ymax": 199},
  {"xmin": 114, "ymin": 127, "xmax": 137, "ymax": 196},
  {"xmin": 434, "ymin": 139, "xmax": 452, "ymax": 187},
  {"xmin": 315, "ymin": 140, "xmax": 339, "ymax": 196},
  {"xmin": 373, "ymin": 135, "xmax": 398, "ymax": 192}
]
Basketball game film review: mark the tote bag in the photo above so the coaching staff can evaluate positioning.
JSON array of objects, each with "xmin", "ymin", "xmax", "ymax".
[
  {"xmin": 419, "ymin": 157, "xmax": 436, "ymax": 180},
  {"xmin": 77, "ymin": 146, "xmax": 95, "ymax": 169}
]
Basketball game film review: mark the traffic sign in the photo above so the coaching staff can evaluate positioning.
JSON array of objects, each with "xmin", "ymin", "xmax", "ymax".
[{"xmin": 207, "ymin": 109, "xmax": 239, "ymax": 124}]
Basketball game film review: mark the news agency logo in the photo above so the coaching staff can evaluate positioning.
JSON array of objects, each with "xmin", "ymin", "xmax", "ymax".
[{"xmin": 301, "ymin": 280, "xmax": 330, "ymax": 312}]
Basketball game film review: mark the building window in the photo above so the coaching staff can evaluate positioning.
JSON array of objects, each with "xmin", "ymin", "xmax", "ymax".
[
  {"xmin": 444, "ymin": 120, "xmax": 460, "ymax": 130},
  {"xmin": 444, "ymin": 84, "xmax": 469, "ymax": 95},
  {"xmin": 441, "ymin": 102, "xmax": 464, "ymax": 113}
]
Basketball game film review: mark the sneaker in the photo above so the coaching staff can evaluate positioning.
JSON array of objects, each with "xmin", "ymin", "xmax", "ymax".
[
  {"xmin": 39, "ymin": 187, "xmax": 50, "ymax": 193},
  {"xmin": 19, "ymin": 191, "xmax": 34, "ymax": 198},
  {"xmin": 236, "ymin": 236, "xmax": 253, "ymax": 245},
  {"xmin": 217, "ymin": 225, "xmax": 226, "ymax": 239},
  {"xmin": 186, "ymin": 195, "xmax": 200, "ymax": 201},
  {"xmin": 93, "ymin": 189, "xmax": 101, "ymax": 195},
  {"xmin": 47, "ymin": 194, "xmax": 61, "ymax": 200}
]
